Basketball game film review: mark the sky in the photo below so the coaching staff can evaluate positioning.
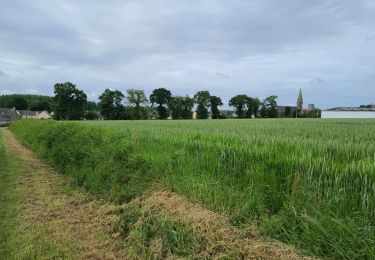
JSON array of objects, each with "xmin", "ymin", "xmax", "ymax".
[{"xmin": 0, "ymin": 0, "xmax": 374, "ymax": 109}]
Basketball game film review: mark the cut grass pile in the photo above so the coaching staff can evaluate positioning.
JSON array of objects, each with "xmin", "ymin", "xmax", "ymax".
[{"xmin": 10, "ymin": 119, "xmax": 375, "ymax": 259}]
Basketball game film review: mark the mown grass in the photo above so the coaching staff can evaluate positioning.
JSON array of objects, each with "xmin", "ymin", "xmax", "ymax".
[
  {"xmin": 0, "ymin": 130, "xmax": 79, "ymax": 259},
  {"xmin": 115, "ymin": 204, "xmax": 201, "ymax": 258},
  {"xmin": 10, "ymin": 119, "xmax": 375, "ymax": 259},
  {"xmin": 0, "ymin": 130, "xmax": 21, "ymax": 258}
]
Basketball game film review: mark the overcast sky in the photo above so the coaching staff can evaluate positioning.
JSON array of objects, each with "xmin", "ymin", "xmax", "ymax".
[{"xmin": 0, "ymin": 0, "xmax": 374, "ymax": 108}]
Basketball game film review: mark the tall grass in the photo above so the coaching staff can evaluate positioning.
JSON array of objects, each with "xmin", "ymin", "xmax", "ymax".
[{"xmin": 10, "ymin": 119, "xmax": 375, "ymax": 258}]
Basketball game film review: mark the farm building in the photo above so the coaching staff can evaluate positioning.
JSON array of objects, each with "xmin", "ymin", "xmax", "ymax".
[
  {"xmin": 0, "ymin": 108, "xmax": 18, "ymax": 125},
  {"xmin": 321, "ymin": 107, "xmax": 375, "ymax": 118},
  {"xmin": 18, "ymin": 110, "xmax": 51, "ymax": 119}
]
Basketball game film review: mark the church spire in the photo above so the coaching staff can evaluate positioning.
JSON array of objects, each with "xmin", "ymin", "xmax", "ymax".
[{"xmin": 297, "ymin": 88, "xmax": 303, "ymax": 110}]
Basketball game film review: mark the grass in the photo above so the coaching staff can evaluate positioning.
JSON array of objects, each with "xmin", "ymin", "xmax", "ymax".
[
  {"xmin": 115, "ymin": 204, "xmax": 201, "ymax": 258},
  {"xmin": 10, "ymin": 118, "xmax": 375, "ymax": 259},
  {"xmin": 0, "ymin": 131, "xmax": 22, "ymax": 258}
]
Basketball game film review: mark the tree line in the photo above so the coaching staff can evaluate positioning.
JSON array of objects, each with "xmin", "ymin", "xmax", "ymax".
[
  {"xmin": 50, "ymin": 82, "xmax": 282, "ymax": 120},
  {"xmin": 0, "ymin": 94, "xmax": 53, "ymax": 111},
  {"xmin": 1, "ymin": 82, "xmax": 320, "ymax": 120}
]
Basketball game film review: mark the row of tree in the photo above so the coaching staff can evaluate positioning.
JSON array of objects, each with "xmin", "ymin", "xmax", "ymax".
[
  {"xmin": 95, "ymin": 86, "xmax": 279, "ymax": 120},
  {"xmin": 1, "ymin": 82, "xmax": 317, "ymax": 120},
  {"xmin": 0, "ymin": 94, "xmax": 53, "ymax": 111}
]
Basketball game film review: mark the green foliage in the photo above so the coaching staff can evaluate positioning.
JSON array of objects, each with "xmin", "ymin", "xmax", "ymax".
[
  {"xmin": 229, "ymin": 95, "xmax": 260, "ymax": 118},
  {"xmin": 29, "ymin": 99, "xmax": 51, "ymax": 112},
  {"xmin": 126, "ymin": 89, "xmax": 148, "ymax": 120},
  {"xmin": 10, "ymin": 119, "xmax": 375, "ymax": 259},
  {"xmin": 98, "ymin": 89, "xmax": 125, "ymax": 120},
  {"xmin": 0, "ymin": 94, "xmax": 53, "ymax": 110},
  {"xmin": 263, "ymin": 95, "xmax": 278, "ymax": 118},
  {"xmin": 168, "ymin": 96, "xmax": 194, "ymax": 119},
  {"xmin": 193, "ymin": 91, "xmax": 210, "ymax": 119},
  {"xmin": 53, "ymin": 82, "xmax": 87, "ymax": 120},
  {"xmin": 210, "ymin": 95, "xmax": 223, "ymax": 119},
  {"xmin": 229, "ymin": 94, "xmax": 247, "ymax": 118},
  {"xmin": 150, "ymin": 88, "xmax": 172, "ymax": 119}
]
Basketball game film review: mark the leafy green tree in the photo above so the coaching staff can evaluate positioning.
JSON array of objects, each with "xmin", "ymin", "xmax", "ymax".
[
  {"xmin": 150, "ymin": 88, "xmax": 172, "ymax": 119},
  {"xmin": 244, "ymin": 97, "xmax": 261, "ymax": 118},
  {"xmin": 265, "ymin": 95, "xmax": 278, "ymax": 118},
  {"xmin": 53, "ymin": 82, "xmax": 87, "ymax": 120},
  {"xmin": 229, "ymin": 94, "xmax": 248, "ymax": 118},
  {"xmin": 86, "ymin": 101, "xmax": 98, "ymax": 112},
  {"xmin": 262, "ymin": 95, "xmax": 278, "ymax": 118},
  {"xmin": 29, "ymin": 100, "xmax": 51, "ymax": 112},
  {"xmin": 168, "ymin": 96, "xmax": 184, "ymax": 119},
  {"xmin": 0, "ymin": 94, "xmax": 53, "ymax": 109},
  {"xmin": 252, "ymin": 98, "xmax": 261, "ymax": 118},
  {"xmin": 210, "ymin": 95, "xmax": 223, "ymax": 119},
  {"xmin": 284, "ymin": 106, "xmax": 292, "ymax": 118},
  {"xmin": 5, "ymin": 96, "xmax": 28, "ymax": 110},
  {"xmin": 126, "ymin": 89, "xmax": 148, "ymax": 120},
  {"xmin": 98, "ymin": 89, "xmax": 125, "ymax": 120},
  {"xmin": 181, "ymin": 96, "xmax": 194, "ymax": 119},
  {"xmin": 193, "ymin": 91, "xmax": 210, "ymax": 119}
]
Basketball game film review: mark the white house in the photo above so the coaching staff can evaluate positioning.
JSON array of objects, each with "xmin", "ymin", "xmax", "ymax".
[
  {"xmin": 321, "ymin": 107, "xmax": 375, "ymax": 118},
  {"xmin": 36, "ymin": 111, "xmax": 51, "ymax": 119}
]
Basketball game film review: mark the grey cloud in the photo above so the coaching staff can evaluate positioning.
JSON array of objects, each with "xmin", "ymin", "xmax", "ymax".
[{"xmin": 0, "ymin": 0, "xmax": 374, "ymax": 108}]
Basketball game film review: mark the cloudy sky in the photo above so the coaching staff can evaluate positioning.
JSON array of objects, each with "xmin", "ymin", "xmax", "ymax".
[{"xmin": 0, "ymin": 0, "xmax": 374, "ymax": 108}]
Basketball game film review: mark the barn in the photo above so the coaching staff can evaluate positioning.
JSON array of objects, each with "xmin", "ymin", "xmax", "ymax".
[{"xmin": 321, "ymin": 107, "xmax": 375, "ymax": 118}]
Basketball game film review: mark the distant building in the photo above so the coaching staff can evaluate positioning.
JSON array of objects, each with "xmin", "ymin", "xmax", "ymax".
[
  {"xmin": 18, "ymin": 110, "xmax": 38, "ymax": 118},
  {"xmin": 0, "ymin": 108, "xmax": 18, "ymax": 125},
  {"xmin": 308, "ymin": 104, "xmax": 315, "ymax": 110},
  {"xmin": 321, "ymin": 107, "xmax": 375, "ymax": 118},
  {"xmin": 18, "ymin": 110, "xmax": 51, "ymax": 119},
  {"xmin": 297, "ymin": 88, "xmax": 303, "ymax": 110},
  {"xmin": 36, "ymin": 111, "xmax": 52, "ymax": 119}
]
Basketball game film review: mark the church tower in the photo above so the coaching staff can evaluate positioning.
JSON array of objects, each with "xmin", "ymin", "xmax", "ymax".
[{"xmin": 297, "ymin": 88, "xmax": 303, "ymax": 110}]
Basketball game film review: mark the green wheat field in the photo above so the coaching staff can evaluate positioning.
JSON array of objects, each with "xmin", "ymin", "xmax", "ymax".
[{"xmin": 10, "ymin": 119, "xmax": 375, "ymax": 258}]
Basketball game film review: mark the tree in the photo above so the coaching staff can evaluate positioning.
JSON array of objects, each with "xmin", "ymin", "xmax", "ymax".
[
  {"xmin": 29, "ymin": 100, "xmax": 51, "ymax": 112},
  {"xmin": 252, "ymin": 98, "xmax": 261, "ymax": 118},
  {"xmin": 126, "ymin": 89, "xmax": 148, "ymax": 120},
  {"xmin": 284, "ymin": 106, "xmax": 292, "ymax": 118},
  {"xmin": 181, "ymin": 96, "xmax": 194, "ymax": 119},
  {"xmin": 53, "ymin": 82, "xmax": 87, "ymax": 120},
  {"xmin": 0, "ymin": 94, "xmax": 53, "ymax": 109},
  {"xmin": 210, "ymin": 96, "xmax": 223, "ymax": 119},
  {"xmin": 263, "ymin": 95, "xmax": 278, "ymax": 118},
  {"xmin": 193, "ymin": 91, "xmax": 210, "ymax": 119},
  {"xmin": 168, "ymin": 96, "xmax": 184, "ymax": 119},
  {"xmin": 6, "ymin": 96, "xmax": 28, "ymax": 110},
  {"xmin": 98, "ymin": 89, "xmax": 125, "ymax": 120},
  {"xmin": 229, "ymin": 94, "xmax": 248, "ymax": 118},
  {"xmin": 260, "ymin": 102, "xmax": 267, "ymax": 118},
  {"xmin": 150, "ymin": 88, "xmax": 172, "ymax": 119}
]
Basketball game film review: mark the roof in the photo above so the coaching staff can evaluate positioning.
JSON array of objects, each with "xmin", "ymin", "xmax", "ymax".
[
  {"xmin": 324, "ymin": 107, "xmax": 375, "ymax": 112},
  {"xmin": 18, "ymin": 110, "xmax": 40, "ymax": 116},
  {"xmin": 0, "ymin": 108, "xmax": 18, "ymax": 121}
]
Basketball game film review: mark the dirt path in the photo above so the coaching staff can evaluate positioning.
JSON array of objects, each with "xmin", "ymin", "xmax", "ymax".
[{"xmin": 3, "ymin": 130, "xmax": 125, "ymax": 259}]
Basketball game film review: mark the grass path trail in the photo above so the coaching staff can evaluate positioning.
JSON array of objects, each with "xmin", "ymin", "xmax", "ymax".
[{"xmin": 1, "ymin": 129, "xmax": 126, "ymax": 259}]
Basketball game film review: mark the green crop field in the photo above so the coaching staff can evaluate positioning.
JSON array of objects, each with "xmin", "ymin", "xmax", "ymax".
[{"xmin": 10, "ymin": 119, "xmax": 375, "ymax": 258}]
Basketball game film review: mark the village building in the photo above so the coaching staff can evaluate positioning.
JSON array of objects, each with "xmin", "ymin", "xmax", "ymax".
[
  {"xmin": 0, "ymin": 108, "xmax": 18, "ymax": 125},
  {"xmin": 321, "ymin": 107, "xmax": 375, "ymax": 118}
]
